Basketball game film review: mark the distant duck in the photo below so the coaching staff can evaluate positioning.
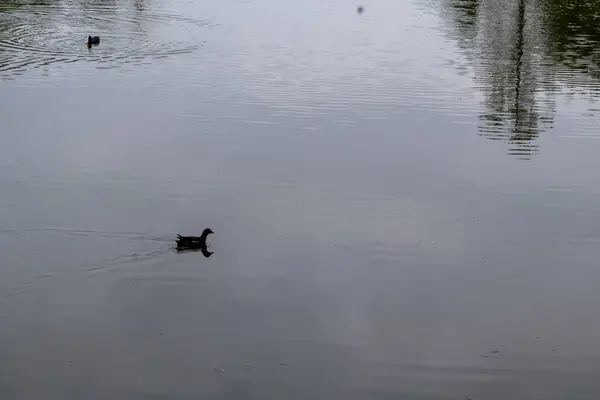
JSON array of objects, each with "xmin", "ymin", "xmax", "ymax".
[
  {"xmin": 86, "ymin": 36, "xmax": 100, "ymax": 47},
  {"xmin": 176, "ymin": 228, "xmax": 214, "ymax": 256}
]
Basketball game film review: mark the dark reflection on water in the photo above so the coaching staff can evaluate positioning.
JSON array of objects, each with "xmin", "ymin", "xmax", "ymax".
[
  {"xmin": 540, "ymin": 0, "xmax": 600, "ymax": 80},
  {"xmin": 441, "ymin": 0, "xmax": 600, "ymax": 158}
]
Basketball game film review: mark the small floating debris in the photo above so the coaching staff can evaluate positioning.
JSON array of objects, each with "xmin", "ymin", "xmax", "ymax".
[
  {"xmin": 279, "ymin": 362, "xmax": 290, "ymax": 366},
  {"xmin": 357, "ymin": 5, "xmax": 364, "ymax": 14},
  {"xmin": 491, "ymin": 350, "xmax": 500, "ymax": 354},
  {"xmin": 214, "ymin": 367, "xmax": 225, "ymax": 372},
  {"xmin": 480, "ymin": 355, "xmax": 489, "ymax": 358}
]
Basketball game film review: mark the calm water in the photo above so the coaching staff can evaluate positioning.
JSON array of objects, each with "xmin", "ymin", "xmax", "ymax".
[{"xmin": 2, "ymin": 0, "xmax": 600, "ymax": 398}]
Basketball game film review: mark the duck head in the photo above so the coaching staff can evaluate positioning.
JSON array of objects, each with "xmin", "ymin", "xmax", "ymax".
[{"xmin": 202, "ymin": 228, "xmax": 214, "ymax": 237}]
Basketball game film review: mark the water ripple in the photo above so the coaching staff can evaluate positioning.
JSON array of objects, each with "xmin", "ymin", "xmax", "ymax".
[{"xmin": 0, "ymin": 3, "xmax": 211, "ymax": 76}]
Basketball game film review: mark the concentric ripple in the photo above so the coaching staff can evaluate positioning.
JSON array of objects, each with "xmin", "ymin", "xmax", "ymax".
[{"xmin": 0, "ymin": 2, "xmax": 212, "ymax": 76}]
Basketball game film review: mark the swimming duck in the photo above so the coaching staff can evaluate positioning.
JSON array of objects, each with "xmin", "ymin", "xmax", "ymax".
[
  {"xmin": 176, "ymin": 228, "xmax": 214, "ymax": 254},
  {"xmin": 86, "ymin": 36, "xmax": 100, "ymax": 47}
]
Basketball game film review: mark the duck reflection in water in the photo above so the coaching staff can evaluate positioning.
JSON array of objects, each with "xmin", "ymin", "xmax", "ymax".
[{"xmin": 176, "ymin": 228, "xmax": 214, "ymax": 257}]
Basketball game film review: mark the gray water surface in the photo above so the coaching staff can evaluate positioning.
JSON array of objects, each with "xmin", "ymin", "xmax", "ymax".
[{"xmin": 2, "ymin": 0, "xmax": 600, "ymax": 398}]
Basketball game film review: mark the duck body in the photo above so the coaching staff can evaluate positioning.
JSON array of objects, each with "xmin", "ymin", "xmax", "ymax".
[
  {"xmin": 176, "ymin": 228, "xmax": 214, "ymax": 252},
  {"xmin": 86, "ymin": 36, "xmax": 100, "ymax": 47}
]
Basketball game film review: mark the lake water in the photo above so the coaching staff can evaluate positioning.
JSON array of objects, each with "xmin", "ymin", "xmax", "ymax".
[{"xmin": 2, "ymin": 0, "xmax": 600, "ymax": 398}]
